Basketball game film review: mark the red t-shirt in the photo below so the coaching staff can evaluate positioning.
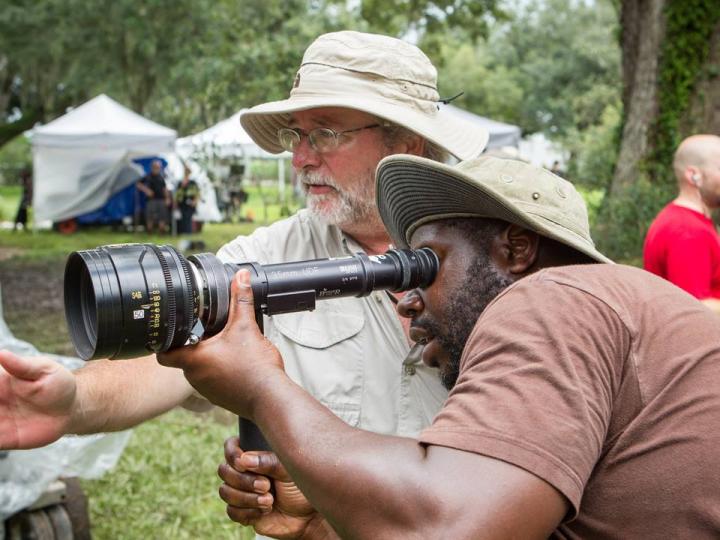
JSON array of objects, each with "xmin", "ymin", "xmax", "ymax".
[{"xmin": 643, "ymin": 203, "xmax": 720, "ymax": 299}]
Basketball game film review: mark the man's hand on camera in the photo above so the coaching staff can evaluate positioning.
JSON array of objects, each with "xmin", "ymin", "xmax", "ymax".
[
  {"xmin": 157, "ymin": 270, "xmax": 285, "ymax": 419},
  {"xmin": 0, "ymin": 351, "xmax": 76, "ymax": 449},
  {"xmin": 219, "ymin": 436, "xmax": 325, "ymax": 539}
]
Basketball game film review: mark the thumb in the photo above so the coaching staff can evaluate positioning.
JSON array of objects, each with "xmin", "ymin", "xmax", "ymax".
[
  {"xmin": 223, "ymin": 269, "xmax": 261, "ymax": 337},
  {"xmin": 0, "ymin": 350, "xmax": 55, "ymax": 381}
]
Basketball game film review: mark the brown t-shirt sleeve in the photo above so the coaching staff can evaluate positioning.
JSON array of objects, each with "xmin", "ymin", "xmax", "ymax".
[{"xmin": 419, "ymin": 273, "xmax": 631, "ymax": 516}]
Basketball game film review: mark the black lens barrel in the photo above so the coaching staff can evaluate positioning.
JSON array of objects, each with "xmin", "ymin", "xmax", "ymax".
[
  {"xmin": 65, "ymin": 244, "xmax": 197, "ymax": 360},
  {"xmin": 64, "ymin": 244, "xmax": 438, "ymax": 361}
]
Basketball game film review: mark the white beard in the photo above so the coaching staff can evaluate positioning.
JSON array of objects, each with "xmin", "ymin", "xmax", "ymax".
[{"xmin": 298, "ymin": 170, "xmax": 380, "ymax": 229}]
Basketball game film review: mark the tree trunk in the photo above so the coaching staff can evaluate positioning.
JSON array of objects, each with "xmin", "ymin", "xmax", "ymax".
[
  {"xmin": 680, "ymin": 18, "xmax": 720, "ymax": 136},
  {"xmin": 610, "ymin": 0, "xmax": 666, "ymax": 195},
  {"xmin": 597, "ymin": 1, "xmax": 720, "ymax": 260}
]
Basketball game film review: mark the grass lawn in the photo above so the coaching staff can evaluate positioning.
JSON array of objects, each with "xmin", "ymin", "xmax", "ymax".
[
  {"xmin": 79, "ymin": 409, "xmax": 251, "ymax": 540},
  {"xmin": 0, "ymin": 185, "xmax": 20, "ymax": 222}
]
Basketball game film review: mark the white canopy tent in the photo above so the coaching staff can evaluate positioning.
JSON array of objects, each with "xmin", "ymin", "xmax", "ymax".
[
  {"xmin": 176, "ymin": 109, "xmax": 290, "ymax": 193},
  {"xmin": 30, "ymin": 94, "xmax": 177, "ymax": 223},
  {"xmin": 440, "ymin": 104, "xmax": 522, "ymax": 150},
  {"xmin": 176, "ymin": 109, "xmax": 287, "ymax": 160}
]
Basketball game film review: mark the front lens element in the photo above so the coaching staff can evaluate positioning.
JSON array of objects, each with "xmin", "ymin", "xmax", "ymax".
[{"xmin": 64, "ymin": 244, "xmax": 197, "ymax": 360}]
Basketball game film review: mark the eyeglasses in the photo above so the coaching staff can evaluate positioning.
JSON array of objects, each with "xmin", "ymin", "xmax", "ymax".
[{"xmin": 277, "ymin": 123, "xmax": 382, "ymax": 153}]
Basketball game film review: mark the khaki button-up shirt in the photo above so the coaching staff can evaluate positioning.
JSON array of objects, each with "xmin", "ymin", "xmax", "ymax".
[{"xmin": 217, "ymin": 210, "xmax": 447, "ymax": 437}]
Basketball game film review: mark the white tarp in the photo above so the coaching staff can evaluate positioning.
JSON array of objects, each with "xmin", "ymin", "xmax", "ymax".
[
  {"xmin": 440, "ymin": 104, "xmax": 522, "ymax": 150},
  {"xmin": 29, "ymin": 94, "xmax": 177, "ymax": 222}
]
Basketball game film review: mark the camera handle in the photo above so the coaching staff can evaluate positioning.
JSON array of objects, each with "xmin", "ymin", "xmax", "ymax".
[{"xmin": 237, "ymin": 278, "xmax": 272, "ymax": 451}]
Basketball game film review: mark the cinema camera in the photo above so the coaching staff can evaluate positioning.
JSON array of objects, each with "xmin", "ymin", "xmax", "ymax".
[{"xmin": 64, "ymin": 243, "xmax": 438, "ymax": 361}]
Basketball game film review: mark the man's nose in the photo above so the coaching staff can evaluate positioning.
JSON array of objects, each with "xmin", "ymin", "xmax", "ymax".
[
  {"xmin": 397, "ymin": 289, "xmax": 424, "ymax": 319},
  {"xmin": 291, "ymin": 136, "xmax": 322, "ymax": 170}
]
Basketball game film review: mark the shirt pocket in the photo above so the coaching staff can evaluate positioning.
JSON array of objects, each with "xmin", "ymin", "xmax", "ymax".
[{"xmin": 269, "ymin": 298, "xmax": 365, "ymax": 427}]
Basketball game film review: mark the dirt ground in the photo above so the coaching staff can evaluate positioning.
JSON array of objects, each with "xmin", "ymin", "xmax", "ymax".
[{"xmin": 0, "ymin": 251, "xmax": 75, "ymax": 355}]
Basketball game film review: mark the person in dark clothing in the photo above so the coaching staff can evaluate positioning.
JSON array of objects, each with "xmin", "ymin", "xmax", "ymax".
[
  {"xmin": 13, "ymin": 169, "xmax": 32, "ymax": 232},
  {"xmin": 174, "ymin": 165, "xmax": 200, "ymax": 235},
  {"xmin": 136, "ymin": 160, "xmax": 171, "ymax": 234}
]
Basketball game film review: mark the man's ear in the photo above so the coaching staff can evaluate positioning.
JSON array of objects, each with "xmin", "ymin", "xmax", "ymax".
[
  {"xmin": 496, "ymin": 224, "xmax": 539, "ymax": 275},
  {"xmin": 392, "ymin": 135, "xmax": 426, "ymax": 157}
]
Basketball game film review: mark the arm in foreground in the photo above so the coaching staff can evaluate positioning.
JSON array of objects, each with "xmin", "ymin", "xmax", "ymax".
[
  {"xmin": 0, "ymin": 350, "xmax": 197, "ymax": 449},
  {"xmin": 159, "ymin": 271, "xmax": 568, "ymax": 539}
]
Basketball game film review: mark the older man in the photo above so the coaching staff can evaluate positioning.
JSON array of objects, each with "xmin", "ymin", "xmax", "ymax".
[
  {"xmin": 644, "ymin": 134, "xmax": 720, "ymax": 312},
  {"xmin": 164, "ymin": 157, "xmax": 720, "ymax": 538},
  {"xmin": 0, "ymin": 32, "xmax": 486, "ymax": 453}
]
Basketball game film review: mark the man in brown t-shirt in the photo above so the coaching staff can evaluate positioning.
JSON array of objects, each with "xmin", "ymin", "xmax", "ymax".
[{"xmin": 159, "ymin": 156, "xmax": 720, "ymax": 539}]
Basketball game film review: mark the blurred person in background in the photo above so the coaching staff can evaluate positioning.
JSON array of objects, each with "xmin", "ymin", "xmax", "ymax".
[
  {"xmin": 175, "ymin": 164, "xmax": 200, "ymax": 235},
  {"xmin": 13, "ymin": 168, "xmax": 32, "ymax": 231},
  {"xmin": 136, "ymin": 159, "xmax": 171, "ymax": 234},
  {"xmin": 644, "ymin": 134, "xmax": 720, "ymax": 313}
]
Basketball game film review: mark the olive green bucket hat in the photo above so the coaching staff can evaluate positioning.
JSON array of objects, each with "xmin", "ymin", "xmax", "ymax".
[
  {"xmin": 376, "ymin": 154, "xmax": 612, "ymax": 264},
  {"xmin": 240, "ymin": 31, "xmax": 489, "ymax": 160}
]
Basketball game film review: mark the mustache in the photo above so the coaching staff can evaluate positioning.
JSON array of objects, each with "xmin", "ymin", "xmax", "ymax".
[
  {"xmin": 298, "ymin": 171, "xmax": 339, "ymax": 190},
  {"xmin": 410, "ymin": 317, "xmax": 441, "ymax": 337}
]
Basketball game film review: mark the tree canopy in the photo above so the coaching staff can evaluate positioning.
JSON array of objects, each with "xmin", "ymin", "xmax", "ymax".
[{"xmin": 4, "ymin": 0, "xmax": 717, "ymax": 262}]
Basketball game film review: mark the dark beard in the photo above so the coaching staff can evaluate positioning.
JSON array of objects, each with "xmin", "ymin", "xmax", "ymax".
[{"xmin": 416, "ymin": 250, "xmax": 513, "ymax": 390}]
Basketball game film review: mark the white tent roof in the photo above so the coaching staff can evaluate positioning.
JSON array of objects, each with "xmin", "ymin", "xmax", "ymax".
[
  {"xmin": 32, "ymin": 94, "xmax": 176, "ymax": 150},
  {"xmin": 177, "ymin": 110, "xmax": 287, "ymax": 160},
  {"xmin": 440, "ymin": 104, "xmax": 522, "ymax": 150}
]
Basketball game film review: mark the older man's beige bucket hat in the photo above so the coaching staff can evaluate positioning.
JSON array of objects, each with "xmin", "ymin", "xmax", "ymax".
[
  {"xmin": 376, "ymin": 154, "xmax": 612, "ymax": 264},
  {"xmin": 240, "ymin": 31, "xmax": 489, "ymax": 160}
]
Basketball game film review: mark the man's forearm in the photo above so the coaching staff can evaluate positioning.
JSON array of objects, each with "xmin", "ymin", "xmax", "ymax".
[
  {"xmin": 301, "ymin": 514, "xmax": 340, "ymax": 540},
  {"xmin": 67, "ymin": 355, "xmax": 195, "ymax": 434},
  {"xmin": 250, "ymin": 373, "xmax": 439, "ymax": 539}
]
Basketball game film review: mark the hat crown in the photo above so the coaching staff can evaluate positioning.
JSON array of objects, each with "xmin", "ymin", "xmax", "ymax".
[
  {"xmin": 375, "ymin": 154, "xmax": 610, "ymax": 263},
  {"xmin": 239, "ymin": 31, "xmax": 489, "ymax": 160},
  {"xmin": 457, "ymin": 157, "xmax": 592, "ymax": 244},
  {"xmin": 301, "ymin": 31, "xmax": 438, "ymax": 93}
]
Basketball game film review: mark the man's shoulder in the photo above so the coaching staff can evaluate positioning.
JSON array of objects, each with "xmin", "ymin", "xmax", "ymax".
[
  {"xmin": 525, "ymin": 264, "xmax": 664, "ymax": 297},
  {"xmin": 217, "ymin": 210, "xmax": 344, "ymax": 264},
  {"xmin": 650, "ymin": 204, "xmax": 713, "ymax": 234},
  {"xmin": 491, "ymin": 264, "xmax": 673, "ymax": 320}
]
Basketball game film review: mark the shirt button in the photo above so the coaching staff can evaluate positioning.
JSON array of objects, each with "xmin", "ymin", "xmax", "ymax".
[
  {"xmin": 375, "ymin": 292, "xmax": 384, "ymax": 303},
  {"xmin": 404, "ymin": 364, "xmax": 416, "ymax": 376}
]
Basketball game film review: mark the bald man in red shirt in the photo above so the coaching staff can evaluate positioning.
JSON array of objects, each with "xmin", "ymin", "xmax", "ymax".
[{"xmin": 644, "ymin": 134, "xmax": 720, "ymax": 313}]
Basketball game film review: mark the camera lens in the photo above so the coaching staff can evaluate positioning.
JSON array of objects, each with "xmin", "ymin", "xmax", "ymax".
[
  {"xmin": 64, "ymin": 244, "xmax": 439, "ymax": 361},
  {"xmin": 64, "ymin": 244, "xmax": 198, "ymax": 360}
]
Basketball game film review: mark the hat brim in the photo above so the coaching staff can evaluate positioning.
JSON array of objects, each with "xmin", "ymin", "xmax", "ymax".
[
  {"xmin": 376, "ymin": 155, "xmax": 612, "ymax": 264},
  {"xmin": 240, "ymin": 97, "xmax": 489, "ymax": 161}
]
